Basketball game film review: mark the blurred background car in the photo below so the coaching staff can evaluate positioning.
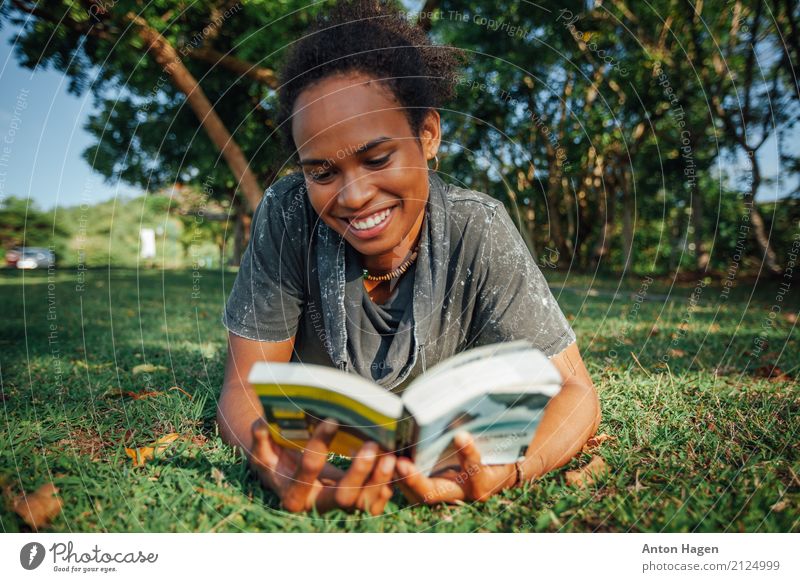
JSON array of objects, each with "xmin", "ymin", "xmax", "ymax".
[{"xmin": 6, "ymin": 247, "xmax": 56, "ymax": 269}]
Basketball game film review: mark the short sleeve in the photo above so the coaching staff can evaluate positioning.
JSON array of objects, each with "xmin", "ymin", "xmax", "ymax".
[
  {"xmin": 467, "ymin": 204, "xmax": 575, "ymax": 357},
  {"xmin": 222, "ymin": 176, "xmax": 307, "ymax": 341}
]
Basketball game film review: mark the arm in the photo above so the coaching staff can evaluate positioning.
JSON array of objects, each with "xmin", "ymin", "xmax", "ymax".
[
  {"xmin": 518, "ymin": 342, "xmax": 601, "ymax": 482},
  {"xmin": 217, "ymin": 332, "xmax": 295, "ymax": 454}
]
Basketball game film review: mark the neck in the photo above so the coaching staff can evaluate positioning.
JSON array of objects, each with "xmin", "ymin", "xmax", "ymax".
[{"xmin": 360, "ymin": 208, "xmax": 425, "ymax": 273}]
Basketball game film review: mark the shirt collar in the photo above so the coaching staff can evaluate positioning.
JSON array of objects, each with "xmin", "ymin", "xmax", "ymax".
[{"xmin": 315, "ymin": 170, "xmax": 451, "ymax": 388}]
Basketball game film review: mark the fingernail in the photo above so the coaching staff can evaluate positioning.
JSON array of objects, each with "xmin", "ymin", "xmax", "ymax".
[
  {"xmin": 454, "ymin": 431, "xmax": 470, "ymax": 446},
  {"xmin": 380, "ymin": 455, "xmax": 395, "ymax": 473},
  {"xmin": 319, "ymin": 418, "xmax": 338, "ymax": 435}
]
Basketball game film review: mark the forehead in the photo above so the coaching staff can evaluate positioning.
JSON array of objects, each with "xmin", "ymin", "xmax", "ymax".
[{"xmin": 291, "ymin": 73, "xmax": 413, "ymax": 158}]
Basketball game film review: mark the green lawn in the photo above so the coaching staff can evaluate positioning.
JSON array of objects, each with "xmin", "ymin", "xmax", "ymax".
[{"xmin": 1, "ymin": 267, "xmax": 797, "ymax": 532}]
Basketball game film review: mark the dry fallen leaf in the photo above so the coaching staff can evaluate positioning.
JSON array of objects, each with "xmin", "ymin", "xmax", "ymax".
[
  {"xmin": 128, "ymin": 390, "xmax": 162, "ymax": 400},
  {"xmin": 211, "ymin": 467, "xmax": 226, "ymax": 488},
  {"xmin": 581, "ymin": 433, "xmax": 616, "ymax": 454},
  {"xmin": 14, "ymin": 483, "xmax": 63, "ymax": 530},
  {"xmin": 565, "ymin": 455, "xmax": 608, "ymax": 489},
  {"xmin": 669, "ymin": 348, "xmax": 687, "ymax": 357},
  {"xmin": 132, "ymin": 364, "xmax": 167, "ymax": 376},
  {"xmin": 753, "ymin": 366, "xmax": 793, "ymax": 383},
  {"xmin": 125, "ymin": 433, "xmax": 180, "ymax": 467},
  {"xmin": 105, "ymin": 388, "xmax": 162, "ymax": 400},
  {"xmin": 770, "ymin": 499, "xmax": 789, "ymax": 513}
]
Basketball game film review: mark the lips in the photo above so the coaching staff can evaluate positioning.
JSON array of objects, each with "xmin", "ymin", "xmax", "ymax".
[
  {"xmin": 349, "ymin": 207, "xmax": 392, "ymax": 230},
  {"xmin": 340, "ymin": 205, "xmax": 396, "ymax": 240}
]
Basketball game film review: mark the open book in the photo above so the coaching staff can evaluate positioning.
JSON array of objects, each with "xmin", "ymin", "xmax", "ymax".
[{"xmin": 249, "ymin": 340, "xmax": 562, "ymax": 475}]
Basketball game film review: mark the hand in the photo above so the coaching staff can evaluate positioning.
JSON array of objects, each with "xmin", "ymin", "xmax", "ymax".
[
  {"xmin": 395, "ymin": 432, "xmax": 521, "ymax": 505},
  {"xmin": 249, "ymin": 417, "xmax": 396, "ymax": 515}
]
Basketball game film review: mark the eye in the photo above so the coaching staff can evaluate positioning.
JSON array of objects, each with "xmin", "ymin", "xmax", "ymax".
[
  {"xmin": 365, "ymin": 155, "xmax": 391, "ymax": 168},
  {"xmin": 308, "ymin": 167, "xmax": 334, "ymax": 183}
]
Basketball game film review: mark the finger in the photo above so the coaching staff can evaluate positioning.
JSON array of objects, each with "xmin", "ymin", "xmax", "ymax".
[
  {"xmin": 368, "ymin": 483, "xmax": 395, "ymax": 516},
  {"xmin": 282, "ymin": 418, "xmax": 338, "ymax": 513},
  {"xmin": 454, "ymin": 432, "xmax": 483, "ymax": 476},
  {"xmin": 250, "ymin": 418, "xmax": 278, "ymax": 469},
  {"xmin": 395, "ymin": 457, "xmax": 462, "ymax": 505},
  {"xmin": 361, "ymin": 454, "xmax": 396, "ymax": 515},
  {"xmin": 335, "ymin": 442, "xmax": 379, "ymax": 509}
]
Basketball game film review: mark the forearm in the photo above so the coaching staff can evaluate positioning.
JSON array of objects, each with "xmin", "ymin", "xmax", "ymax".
[
  {"xmin": 521, "ymin": 376, "xmax": 601, "ymax": 480},
  {"xmin": 216, "ymin": 380, "xmax": 265, "ymax": 457}
]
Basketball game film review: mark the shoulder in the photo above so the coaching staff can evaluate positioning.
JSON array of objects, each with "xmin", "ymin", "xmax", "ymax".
[
  {"xmin": 259, "ymin": 171, "xmax": 309, "ymax": 217},
  {"xmin": 437, "ymin": 177, "xmax": 512, "ymax": 238},
  {"xmin": 442, "ymin": 179, "xmax": 504, "ymax": 214},
  {"xmin": 251, "ymin": 171, "xmax": 315, "ymax": 237}
]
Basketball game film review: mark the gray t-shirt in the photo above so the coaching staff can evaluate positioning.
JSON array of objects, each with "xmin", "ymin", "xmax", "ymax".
[{"xmin": 222, "ymin": 170, "xmax": 575, "ymax": 393}]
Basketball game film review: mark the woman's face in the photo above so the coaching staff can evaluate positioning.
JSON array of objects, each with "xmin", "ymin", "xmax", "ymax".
[{"xmin": 291, "ymin": 72, "xmax": 440, "ymax": 259}]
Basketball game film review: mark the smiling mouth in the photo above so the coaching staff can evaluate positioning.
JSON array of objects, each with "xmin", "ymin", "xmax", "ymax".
[
  {"xmin": 348, "ymin": 207, "xmax": 393, "ymax": 231},
  {"xmin": 339, "ymin": 205, "xmax": 396, "ymax": 240}
]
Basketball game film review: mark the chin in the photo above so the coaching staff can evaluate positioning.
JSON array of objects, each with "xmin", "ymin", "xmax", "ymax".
[{"xmin": 345, "ymin": 235, "xmax": 395, "ymax": 255}]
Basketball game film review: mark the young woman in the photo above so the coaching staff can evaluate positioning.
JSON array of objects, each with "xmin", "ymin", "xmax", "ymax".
[{"xmin": 217, "ymin": 1, "xmax": 600, "ymax": 516}]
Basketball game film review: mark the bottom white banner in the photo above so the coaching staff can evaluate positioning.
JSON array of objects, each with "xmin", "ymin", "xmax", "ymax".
[{"xmin": 0, "ymin": 533, "xmax": 796, "ymax": 581}]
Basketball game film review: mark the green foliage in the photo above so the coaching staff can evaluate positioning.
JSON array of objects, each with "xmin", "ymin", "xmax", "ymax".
[
  {"xmin": 53, "ymin": 193, "xmax": 229, "ymax": 268},
  {"xmin": 0, "ymin": 196, "xmax": 70, "ymax": 259},
  {"xmin": 1, "ymin": 0, "xmax": 798, "ymax": 274}
]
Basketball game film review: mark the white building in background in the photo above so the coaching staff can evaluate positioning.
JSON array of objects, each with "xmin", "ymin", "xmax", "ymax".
[{"xmin": 140, "ymin": 228, "xmax": 156, "ymax": 259}]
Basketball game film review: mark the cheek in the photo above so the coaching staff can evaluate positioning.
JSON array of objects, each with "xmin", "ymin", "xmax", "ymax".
[{"xmin": 306, "ymin": 187, "xmax": 335, "ymax": 216}]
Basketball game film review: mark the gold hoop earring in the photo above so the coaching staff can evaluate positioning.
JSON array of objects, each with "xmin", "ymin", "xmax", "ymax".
[{"xmin": 430, "ymin": 154, "xmax": 440, "ymax": 172}]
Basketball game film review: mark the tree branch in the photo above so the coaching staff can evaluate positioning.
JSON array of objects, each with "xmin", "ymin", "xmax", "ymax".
[
  {"xmin": 127, "ymin": 12, "xmax": 263, "ymax": 211},
  {"xmin": 188, "ymin": 46, "xmax": 278, "ymax": 88}
]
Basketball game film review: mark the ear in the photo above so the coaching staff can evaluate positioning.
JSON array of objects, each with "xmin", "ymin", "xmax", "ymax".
[{"xmin": 418, "ymin": 109, "xmax": 442, "ymax": 161}]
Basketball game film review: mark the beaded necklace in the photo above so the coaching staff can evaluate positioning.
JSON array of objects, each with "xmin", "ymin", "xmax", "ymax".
[{"xmin": 361, "ymin": 244, "xmax": 419, "ymax": 282}]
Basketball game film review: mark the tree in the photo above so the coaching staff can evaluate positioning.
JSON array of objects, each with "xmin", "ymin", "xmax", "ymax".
[
  {"xmin": 0, "ymin": 196, "xmax": 70, "ymax": 255},
  {"xmin": 1, "ymin": 0, "xmax": 312, "ymax": 211}
]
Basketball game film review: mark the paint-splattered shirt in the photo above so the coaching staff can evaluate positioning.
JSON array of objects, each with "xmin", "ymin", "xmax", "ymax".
[{"xmin": 222, "ymin": 171, "xmax": 575, "ymax": 392}]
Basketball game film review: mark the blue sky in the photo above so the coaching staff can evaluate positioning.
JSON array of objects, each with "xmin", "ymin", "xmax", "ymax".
[
  {"xmin": 0, "ymin": 23, "xmax": 796, "ymax": 211},
  {"xmin": 0, "ymin": 26, "xmax": 141, "ymax": 211}
]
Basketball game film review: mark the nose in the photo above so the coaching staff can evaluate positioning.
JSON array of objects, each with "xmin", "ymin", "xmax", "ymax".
[{"xmin": 336, "ymin": 174, "xmax": 377, "ymax": 211}]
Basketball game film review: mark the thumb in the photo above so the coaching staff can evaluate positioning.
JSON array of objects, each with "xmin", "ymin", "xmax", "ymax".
[
  {"xmin": 454, "ymin": 432, "xmax": 482, "ymax": 475},
  {"xmin": 250, "ymin": 417, "xmax": 277, "ymax": 468}
]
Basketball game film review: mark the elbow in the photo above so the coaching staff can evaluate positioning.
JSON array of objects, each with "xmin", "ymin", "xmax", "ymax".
[
  {"xmin": 589, "ymin": 386, "xmax": 601, "ymax": 435},
  {"xmin": 215, "ymin": 387, "xmax": 236, "ymax": 447},
  {"xmin": 591, "ymin": 400, "xmax": 601, "ymax": 435},
  {"xmin": 566, "ymin": 377, "xmax": 601, "ymax": 436}
]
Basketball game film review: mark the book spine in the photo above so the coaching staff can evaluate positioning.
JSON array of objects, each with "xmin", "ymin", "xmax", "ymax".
[{"xmin": 394, "ymin": 409, "xmax": 419, "ymax": 458}]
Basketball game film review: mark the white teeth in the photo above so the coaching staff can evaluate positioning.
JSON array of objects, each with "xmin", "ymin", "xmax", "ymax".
[{"xmin": 351, "ymin": 208, "xmax": 391, "ymax": 230}]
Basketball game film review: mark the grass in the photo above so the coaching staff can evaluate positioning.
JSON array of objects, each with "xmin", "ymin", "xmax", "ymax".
[{"xmin": 0, "ymin": 267, "xmax": 797, "ymax": 532}]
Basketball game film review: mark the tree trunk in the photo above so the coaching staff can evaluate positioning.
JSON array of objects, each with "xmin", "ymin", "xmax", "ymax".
[
  {"xmin": 619, "ymin": 166, "xmax": 634, "ymax": 274},
  {"xmin": 130, "ymin": 15, "xmax": 263, "ymax": 212},
  {"xmin": 746, "ymin": 147, "xmax": 783, "ymax": 275},
  {"xmin": 232, "ymin": 196, "xmax": 252, "ymax": 267},
  {"xmin": 545, "ymin": 164, "xmax": 567, "ymax": 265},
  {"xmin": 590, "ymin": 156, "xmax": 614, "ymax": 268},
  {"xmin": 562, "ymin": 175, "xmax": 576, "ymax": 254},
  {"xmin": 690, "ymin": 182, "xmax": 709, "ymax": 272}
]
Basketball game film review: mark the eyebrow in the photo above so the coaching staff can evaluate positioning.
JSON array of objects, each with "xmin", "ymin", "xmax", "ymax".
[{"xmin": 298, "ymin": 136, "xmax": 394, "ymax": 167}]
